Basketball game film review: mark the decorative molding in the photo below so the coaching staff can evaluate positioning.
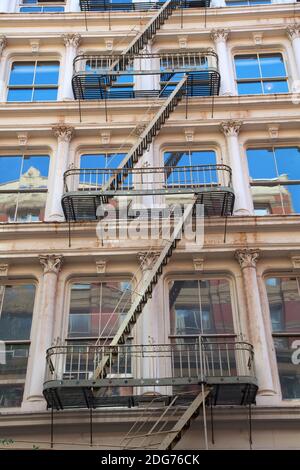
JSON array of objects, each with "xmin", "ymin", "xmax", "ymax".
[
  {"xmin": 137, "ymin": 251, "xmax": 160, "ymax": 271},
  {"xmin": 62, "ymin": 33, "xmax": 81, "ymax": 48},
  {"xmin": 0, "ymin": 35, "xmax": 7, "ymax": 56},
  {"xmin": 267, "ymin": 124, "xmax": 279, "ymax": 140},
  {"xmin": 39, "ymin": 255, "xmax": 63, "ymax": 275},
  {"xmin": 52, "ymin": 125, "xmax": 74, "ymax": 143},
  {"xmin": 235, "ymin": 249, "xmax": 260, "ymax": 269},
  {"xmin": 133, "ymin": 123, "xmax": 147, "ymax": 137},
  {"xmin": 210, "ymin": 29, "xmax": 230, "ymax": 43},
  {"xmin": 193, "ymin": 258, "xmax": 204, "ymax": 271},
  {"xmin": 0, "ymin": 264, "xmax": 9, "ymax": 277},
  {"xmin": 252, "ymin": 33, "xmax": 263, "ymax": 46},
  {"xmin": 29, "ymin": 40, "xmax": 40, "ymax": 54},
  {"xmin": 220, "ymin": 120, "xmax": 242, "ymax": 137},
  {"xmin": 178, "ymin": 36, "xmax": 188, "ymax": 49},
  {"xmin": 184, "ymin": 129, "xmax": 194, "ymax": 142},
  {"xmin": 96, "ymin": 260, "xmax": 107, "ymax": 274},
  {"xmin": 100, "ymin": 131, "xmax": 111, "ymax": 145},
  {"xmin": 17, "ymin": 132, "xmax": 28, "ymax": 149},
  {"xmin": 105, "ymin": 39, "xmax": 114, "ymax": 51},
  {"xmin": 286, "ymin": 24, "xmax": 300, "ymax": 41},
  {"xmin": 291, "ymin": 256, "xmax": 300, "ymax": 270}
]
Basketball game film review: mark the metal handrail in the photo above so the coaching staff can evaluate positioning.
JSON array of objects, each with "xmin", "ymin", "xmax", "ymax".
[
  {"xmin": 63, "ymin": 164, "xmax": 233, "ymax": 193},
  {"xmin": 79, "ymin": 0, "xmax": 210, "ymax": 13}
]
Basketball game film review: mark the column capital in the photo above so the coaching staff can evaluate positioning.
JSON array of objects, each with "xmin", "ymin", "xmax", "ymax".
[
  {"xmin": 210, "ymin": 29, "xmax": 230, "ymax": 43},
  {"xmin": 235, "ymin": 249, "xmax": 260, "ymax": 269},
  {"xmin": 220, "ymin": 120, "xmax": 243, "ymax": 137},
  {"xmin": 52, "ymin": 125, "xmax": 74, "ymax": 143},
  {"xmin": 62, "ymin": 33, "xmax": 82, "ymax": 48},
  {"xmin": 39, "ymin": 254, "xmax": 63, "ymax": 275},
  {"xmin": 0, "ymin": 35, "xmax": 7, "ymax": 56},
  {"xmin": 286, "ymin": 24, "xmax": 300, "ymax": 41}
]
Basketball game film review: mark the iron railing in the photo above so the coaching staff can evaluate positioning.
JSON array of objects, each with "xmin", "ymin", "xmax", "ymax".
[
  {"xmin": 79, "ymin": 0, "xmax": 210, "ymax": 12},
  {"xmin": 63, "ymin": 164, "xmax": 233, "ymax": 194},
  {"xmin": 44, "ymin": 337, "xmax": 255, "ymax": 384}
]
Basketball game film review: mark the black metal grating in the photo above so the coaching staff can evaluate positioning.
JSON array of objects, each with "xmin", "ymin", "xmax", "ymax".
[
  {"xmin": 80, "ymin": 0, "xmax": 210, "ymax": 12},
  {"xmin": 61, "ymin": 189, "xmax": 235, "ymax": 222},
  {"xmin": 72, "ymin": 70, "xmax": 220, "ymax": 101}
]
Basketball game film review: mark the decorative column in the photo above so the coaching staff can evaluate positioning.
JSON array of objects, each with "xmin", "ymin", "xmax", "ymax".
[
  {"xmin": 211, "ymin": 29, "xmax": 235, "ymax": 96},
  {"xmin": 221, "ymin": 120, "xmax": 252, "ymax": 215},
  {"xmin": 0, "ymin": 0, "xmax": 17, "ymax": 12},
  {"xmin": 48, "ymin": 125, "xmax": 74, "ymax": 221},
  {"xmin": 0, "ymin": 36, "xmax": 7, "ymax": 103},
  {"xmin": 60, "ymin": 34, "xmax": 81, "ymax": 100},
  {"xmin": 287, "ymin": 24, "xmax": 300, "ymax": 80},
  {"xmin": 235, "ymin": 249, "xmax": 274, "ymax": 396},
  {"xmin": 68, "ymin": 0, "xmax": 81, "ymax": 12},
  {"xmin": 210, "ymin": 0, "xmax": 226, "ymax": 6},
  {"xmin": 24, "ymin": 255, "xmax": 63, "ymax": 406}
]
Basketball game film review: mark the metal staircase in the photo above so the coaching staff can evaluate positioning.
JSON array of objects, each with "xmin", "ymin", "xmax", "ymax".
[
  {"xmin": 121, "ymin": 389, "xmax": 210, "ymax": 450},
  {"xmin": 93, "ymin": 197, "xmax": 196, "ymax": 379}
]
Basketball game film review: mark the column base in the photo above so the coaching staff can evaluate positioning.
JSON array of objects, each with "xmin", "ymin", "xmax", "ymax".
[
  {"xmin": 233, "ymin": 208, "xmax": 252, "ymax": 216},
  {"xmin": 22, "ymin": 397, "xmax": 47, "ymax": 412},
  {"xmin": 47, "ymin": 214, "xmax": 65, "ymax": 222}
]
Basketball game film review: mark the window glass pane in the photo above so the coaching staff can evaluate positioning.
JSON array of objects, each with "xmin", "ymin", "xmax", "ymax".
[
  {"xmin": 9, "ymin": 62, "xmax": 35, "ymax": 86},
  {"xmin": 0, "ymin": 344, "xmax": 30, "ymax": 380},
  {"xmin": 0, "ymin": 156, "xmax": 23, "ymax": 187},
  {"xmin": 247, "ymin": 148, "xmax": 277, "ymax": 179},
  {"xmin": 20, "ymin": 6, "xmax": 42, "ymax": 11},
  {"xmin": 0, "ymin": 284, "xmax": 35, "ymax": 340},
  {"xmin": 169, "ymin": 279, "xmax": 234, "ymax": 336},
  {"xmin": 263, "ymin": 80, "xmax": 289, "ymax": 94},
  {"xmin": 237, "ymin": 81, "xmax": 262, "ymax": 95},
  {"xmin": 32, "ymin": 88, "xmax": 58, "ymax": 101},
  {"xmin": 20, "ymin": 155, "xmax": 50, "ymax": 189},
  {"xmin": 7, "ymin": 88, "xmax": 33, "ymax": 102},
  {"xmin": 273, "ymin": 336, "xmax": 300, "ymax": 399},
  {"xmin": 275, "ymin": 147, "xmax": 300, "ymax": 181},
  {"xmin": 15, "ymin": 192, "xmax": 47, "ymax": 222},
  {"xmin": 0, "ymin": 193, "xmax": 17, "ymax": 222},
  {"xmin": 34, "ymin": 62, "xmax": 59, "ymax": 85},
  {"xmin": 259, "ymin": 54, "xmax": 286, "ymax": 78},
  {"xmin": 235, "ymin": 55, "xmax": 260, "ymax": 79},
  {"xmin": 266, "ymin": 277, "xmax": 300, "ymax": 333},
  {"xmin": 0, "ymin": 384, "xmax": 25, "ymax": 408}
]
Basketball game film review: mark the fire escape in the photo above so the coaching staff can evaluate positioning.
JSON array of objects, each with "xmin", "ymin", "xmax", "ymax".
[{"xmin": 43, "ymin": 1, "xmax": 258, "ymax": 449}]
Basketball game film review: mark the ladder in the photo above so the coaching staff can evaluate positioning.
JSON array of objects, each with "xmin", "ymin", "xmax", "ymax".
[
  {"xmin": 122, "ymin": 389, "xmax": 210, "ymax": 450},
  {"xmin": 93, "ymin": 196, "xmax": 196, "ymax": 379}
]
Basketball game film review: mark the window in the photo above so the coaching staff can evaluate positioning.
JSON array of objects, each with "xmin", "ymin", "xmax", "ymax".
[
  {"xmin": 226, "ymin": 0, "xmax": 271, "ymax": 5},
  {"xmin": 163, "ymin": 150, "xmax": 218, "ymax": 186},
  {"xmin": 266, "ymin": 277, "xmax": 300, "ymax": 399},
  {"xmin": 246, "ymin": 147, "xmax": 300, "ymax": 215},
  {"xmin": 234, "ymin": 53, "xmax": 288, "ymax": 95},
  {"xmin": 0, "ymin": 154, "xmax": 50, "ymax": 223},
  {"xmin": 20, "ymin": 0, "xmax": 65, "ymax": 12},
  {"xmin": 78, "ymin": 153, "xmax": 126, "ymax": 189},
  {"xmin": 7, "ymin": 61, "xmax": 59, "ymax": 102},
  {"xmin": 0, "ymin": 283, "xmax": 36, "ymax": 408},
  {"xmin": 84, "ymin": 59, "xmax": 134, "ymax": 99}
]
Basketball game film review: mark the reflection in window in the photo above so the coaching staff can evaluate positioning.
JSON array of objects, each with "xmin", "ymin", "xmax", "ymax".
[
  {"xmin": 163, "ymin": 150, "xmax": 217, "ymax": 187},
  {"xmin": 246, "ymin": 147, "xmax": 300, "ymax": 215},
  {"xmin": 266, "ymin": 277, "xmax": 300, "ymax": 399},
  {"xmin": 234, "ymin": 53, "xmax": 288, "ymax": 95},
  {"xmin": 20, "ymin": 0, "xmax": 65, "ymax": 12},
  {"xmin": 7, "ymin": 61, "xmax": 59, "ymax": 102},
  {"xmin": 79, "ymin": 153, "xmax": 126, "ymax": 190},
  {"xmin": 169, "ymin": 279, "xmax": 234, "ymax": 336},
  {"xmin": 226, "ymin": 0, "xmax": 271, "ymax": 5},
  {"xmin": 0, "ymin": 284, "xmax": 35, "ymax": 408},
  {"xmin": 0, "ymin": 154, "xmax": 50, "ymax": 223}
]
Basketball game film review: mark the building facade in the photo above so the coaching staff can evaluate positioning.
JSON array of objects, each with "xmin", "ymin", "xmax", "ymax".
[{"xmin": 0, "ymin": 0, "xmax": 300, "ymax": 450}]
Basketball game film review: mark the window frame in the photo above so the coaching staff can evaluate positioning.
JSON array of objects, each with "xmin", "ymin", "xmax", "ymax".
[
  {"xmin": 234, "ymin": 51, "xmax": 289, "ymax": 96},
  {"xmin": 7, "ymin": 59, "xmax": 60, "ymax": 103},
  {"xmin": 0, "ymin": 280, "xmax": 37, "ymax": 409},
  {"xmin": 0, "ymin": 152, "xmax": 51, "ymax": 223},
  {"xmin": 264, "ymin": 273, "xmax": 300, "ymax": 401},
  {"xmin": 19, "ymin": 0, "xmax": 65, "ymax": 12}
]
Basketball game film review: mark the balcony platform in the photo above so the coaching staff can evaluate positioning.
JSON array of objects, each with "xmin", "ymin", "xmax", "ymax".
[
  {"xmin": 79, "ymin": 0, "xmax": 210, "ymax": 13},
  {"xmin": 61, "ymin": 165, "xmax": 235, "ymax": 222},
  {"xmin": 43, "ymin": 340, "xmax": 258, "ymax": 410}
]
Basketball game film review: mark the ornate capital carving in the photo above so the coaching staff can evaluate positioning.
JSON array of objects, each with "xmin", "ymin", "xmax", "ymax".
[
  {"xmin": 0, "ymin": 264, "xmax": 9, "ymax": 277},
  {"xmin": 235, "ymin": 249, "xmax": 260, "ymax": 269},
  {"xmin": 62, "ymin": 33, "xmax": 81, "ymax": 48},
  {"xmin": 286, "ymin": 24, "xmax": 300, "ymax": 41},
  {"xmin": 0, "ymin": 35, "xmax": 7, "ymax": 56},
  {"xmin": 39, "ymin": 255, "xmax": 63, "ymax": 275},
  {"xmin": 210, "ymin": 29, "xmax": 230, "ymax": 43},
  {"xmin": 137, "ymin": 251, "xmax": 160, "ymax": 271},
  {"xmin": 96, "ymin": 260, "xmax": 107, "ymax": 274},
  {"xmin": 220, "ymin": 120, "xmax": 242, "ymax": 137},
  {"xmin": 193, "ymin": 258, "xmax": 204, "ymax": 271},
  {"xmin": 52, "ymin": 125, "xmax": 74, "ymax": 143}
]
